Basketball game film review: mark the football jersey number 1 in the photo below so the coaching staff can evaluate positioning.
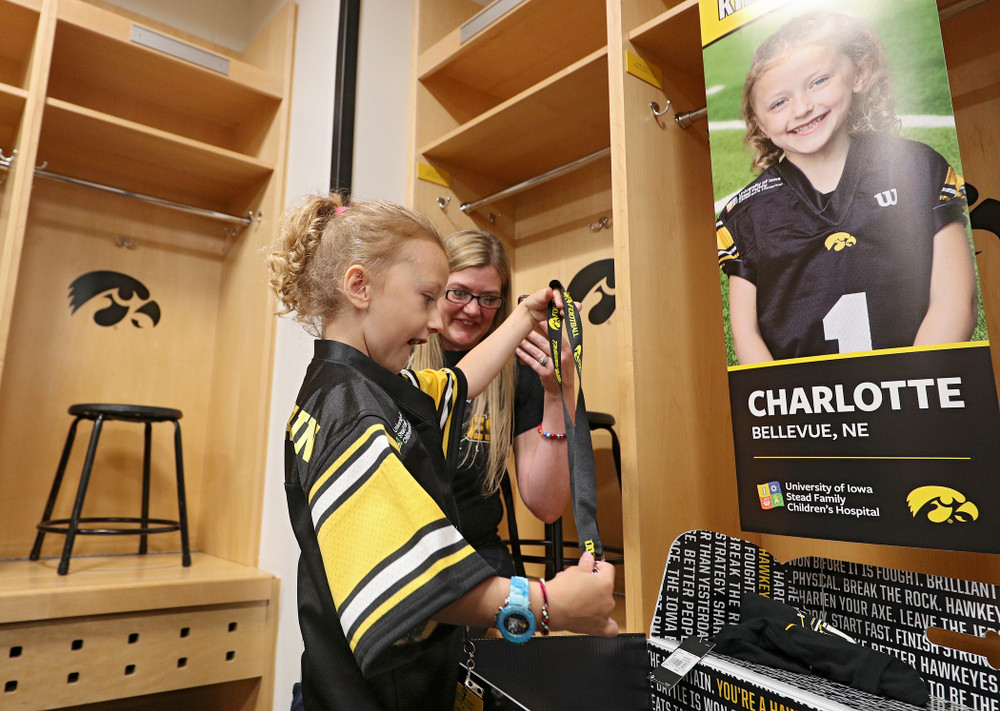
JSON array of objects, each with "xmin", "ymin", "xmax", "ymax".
[{"xmin": 823, "ymin": 292, "xmax": 873, "ymax": 354}]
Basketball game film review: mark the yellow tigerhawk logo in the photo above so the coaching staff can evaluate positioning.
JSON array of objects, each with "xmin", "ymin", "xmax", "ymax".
[
  {"xmin": 824, "ymin": 232, "xmax": 857, "ymax": 252},
  {"xmin": 287, "ymin": 405, "xmax": 319, "ymax": 463},
  {"xmin": 907, "ymin": 486, "xmax": 979, "ymax": 524},
  {"xmin": 548, "ymin": 314, "xmax": 562, "ymax": 331}
]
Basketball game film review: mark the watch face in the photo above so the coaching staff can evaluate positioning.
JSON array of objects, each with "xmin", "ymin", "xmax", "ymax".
[{"xmin": 503, "ymin": 611, "xmax": 532, "ymax": 635}]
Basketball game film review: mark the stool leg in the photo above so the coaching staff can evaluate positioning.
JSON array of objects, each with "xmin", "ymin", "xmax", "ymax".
[
  {"xmin": 58, "ymin": 416, "xmax": 105, "ymax": 575},
  {"xmin": 30, "ymin": 417, "xmax": 82, "ymax": 561},
  {"xmin": 547, "ymin": 519, "xmax": 565, "ymax": 579},
  {"xmin": 139, "ymin": 422, "xmax": 152, "ymax": 555},
  {"xmin": 173, "ymin": 420, "xmax": 191, "ymax": 567}
]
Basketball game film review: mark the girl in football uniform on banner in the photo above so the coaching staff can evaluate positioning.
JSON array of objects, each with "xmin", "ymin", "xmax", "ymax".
[{"xmin": 717, "ymin": 10, "xmax": 976, "ymax": 364}]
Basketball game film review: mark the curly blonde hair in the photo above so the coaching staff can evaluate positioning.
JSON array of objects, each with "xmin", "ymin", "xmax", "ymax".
[
  {"xmin": 408, "ymin": 230, "xmax": 514, "ymax": 496},
  {"xmin": 266, "ymin": 193, "xmax": 444, "ymax": 337},
  {"xmin": 742, "ymin": 10, "xmax": 900, "ymax": 172}
]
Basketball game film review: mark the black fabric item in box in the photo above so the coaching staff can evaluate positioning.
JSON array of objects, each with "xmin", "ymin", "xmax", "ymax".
[
  {"xmin": 471, "ymin": 633, "xmax": 651, "ymax": 710},
  {"xmin": 713, "ymin": 593, "xmax": 930, "ymax": 706}
]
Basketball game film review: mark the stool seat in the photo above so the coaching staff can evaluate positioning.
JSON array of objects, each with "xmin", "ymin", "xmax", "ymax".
[
  {"xmin": 69, "ymin": 403, "xmax": 183, "ymax": 421},
  {"xmin": 30, "ymin": 403, "xmax": 191, "ymax": 574}
]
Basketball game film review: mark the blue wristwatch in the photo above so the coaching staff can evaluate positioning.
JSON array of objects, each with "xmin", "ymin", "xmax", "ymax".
[{"xmin": 496, "ymin": 576, "xmax": 536, "ymax": 643}]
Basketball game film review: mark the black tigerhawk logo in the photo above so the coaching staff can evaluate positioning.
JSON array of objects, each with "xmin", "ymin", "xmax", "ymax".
[
  {"xmin": 907, "ymin": 486, "xmax": 979, "ymax": 524},
  {"xmin": 567, "ymin": 258, "xmax": 615, "ymax": 325},
  {"xmin": 68, "ymin": 271, "xmax": 161, "ymax": 328}
]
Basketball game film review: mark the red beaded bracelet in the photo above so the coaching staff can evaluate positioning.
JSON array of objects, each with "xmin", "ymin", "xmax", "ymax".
[
  {"xmin": 537, "ymin": 425, "xmax": 567, "ymax": 440},
  {"xmin": 537, "ymin": 579, "xmax": 550, "ymax": 636}
]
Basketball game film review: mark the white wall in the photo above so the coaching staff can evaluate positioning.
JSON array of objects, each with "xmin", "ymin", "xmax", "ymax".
[{"xmin": 258, "ymin": 1, "xmax": 416, "ymax": 708}]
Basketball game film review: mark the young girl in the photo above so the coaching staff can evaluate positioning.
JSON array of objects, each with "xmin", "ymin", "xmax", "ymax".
[
  {"xmin": 267, "ymin": 195, "xmax": 617, "ymax": 711},
  {"xmin": 409, "ymin": 230, "xmax": 574, "ymax": 578},
  {"xmin": 716, "ymin": 10, "xmax": 976, "ymax": 364}
]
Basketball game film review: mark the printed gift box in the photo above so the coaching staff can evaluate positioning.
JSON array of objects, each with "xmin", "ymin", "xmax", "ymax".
[{"xmin": 469, "ymin": 530, "xmax": 1000, "ymax": 710}]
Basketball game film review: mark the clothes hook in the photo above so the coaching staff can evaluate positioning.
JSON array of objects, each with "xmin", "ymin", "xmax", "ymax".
[
  {"xmin": 588, "ymin": 216, "xmax": 610, "ymax": 231},
  {"xmin": 650, "ymin": 100, "xmax": 671, "ymax": 117},
  {"xmin": 437, "ymin": 196, "xmax": 451, "ymax": 210}
]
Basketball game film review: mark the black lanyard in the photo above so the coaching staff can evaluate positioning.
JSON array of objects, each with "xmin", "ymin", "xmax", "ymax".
[{"xmin": 546, "ymin": 280, "xmax": 604, "ymax": 560}]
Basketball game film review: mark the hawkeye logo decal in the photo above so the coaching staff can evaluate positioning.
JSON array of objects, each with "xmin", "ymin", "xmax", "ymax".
[
  {"xmin": 758, "ymin": 481, "xmax": 784, "ymax": 510},
  {"xmin": 907, "ymin": 486, "xmax": 979, "ymax": 524},
  {"xmin": 69, "ymin": 271, "xmax": 161, "ymax": 328},
  {"xmin": 824, "ymin": 232, "xmax": 857, "ymax": 252}
]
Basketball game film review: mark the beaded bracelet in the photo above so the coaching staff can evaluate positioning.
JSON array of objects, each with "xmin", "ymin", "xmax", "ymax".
[
  {"xmin": 537, "ymin": 579, "xmax": 550, "ymax": 636},
  {"xmin": 537, "ymin": 425, "xmax": 567, "ymax": 440}
]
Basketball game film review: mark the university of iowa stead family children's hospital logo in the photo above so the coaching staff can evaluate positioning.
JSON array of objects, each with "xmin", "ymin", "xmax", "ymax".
[{"xmin": 757, "ymin": 481, "xmax": 784, "ymax": 510}]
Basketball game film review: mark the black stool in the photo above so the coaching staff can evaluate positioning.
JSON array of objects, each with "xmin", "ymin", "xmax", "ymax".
[
  {"xmin": 502, "ymin": 411, "xmax": 624, "ymax": 579},
  {"xmin": 30, "ymin": 404, "xmax": 191, "ymax": 575}
]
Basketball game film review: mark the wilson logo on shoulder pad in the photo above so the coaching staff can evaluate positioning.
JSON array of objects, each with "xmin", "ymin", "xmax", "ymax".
[{"xmin": 874, "ymin": 188, "xmax": 898, "ymax": 207}]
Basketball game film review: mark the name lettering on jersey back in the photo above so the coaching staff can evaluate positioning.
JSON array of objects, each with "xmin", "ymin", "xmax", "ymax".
[
  {"xmin": 874, "ymin": 188, "xmax": 898, "ymax": 207},
  {"xmin": 287, "ymin": 405, "xmax": 319, "ymax": 463}
]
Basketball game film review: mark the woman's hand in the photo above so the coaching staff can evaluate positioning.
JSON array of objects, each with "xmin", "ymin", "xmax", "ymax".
[{"xmin": 515, "ymin": 330, "xmax": 566, "ymax": 394}]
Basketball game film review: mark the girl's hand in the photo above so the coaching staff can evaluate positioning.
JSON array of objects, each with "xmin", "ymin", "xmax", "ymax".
[
  {"xmin": 516, "ymin": 286, "xmax": 559, "ymax": 323},
  {"xmin": 544, "ymin": 552, "xmax": 618, "ymax": 637}
]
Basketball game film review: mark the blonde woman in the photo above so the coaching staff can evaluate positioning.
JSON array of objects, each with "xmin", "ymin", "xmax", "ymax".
[{"xmin": 409, "ymin": 229, "xmax": 575, "ymax": 576}]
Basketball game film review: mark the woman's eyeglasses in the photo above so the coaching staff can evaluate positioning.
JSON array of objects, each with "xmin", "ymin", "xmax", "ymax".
[{"xmin": 444, "ymin": 289, "xmax": 504, "ymax": 310}]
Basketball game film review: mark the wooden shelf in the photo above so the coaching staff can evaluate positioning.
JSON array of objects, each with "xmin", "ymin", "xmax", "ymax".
[
  {"xmin": 50, "ymin": 0, "xmax": 283, "ymax": 158},
  {"xmin": 0, "ymin": 82, "xmax": 26, "ymax": 149},
  {"xmin": 0, "ymin": 554, "xmax": 277, "ymax": 710},
  {"xmin": 38, "ymin": 98, "xmax": 273, "ymax": 214},
  {"xmin": 0, "ymin": 0, "xmax": 39, "ymax": 90},
  {"xmin": 629, "ymin": 0, "xmax": 703, "ymax": 75},
  {"xmin": 0, "ymin": 553, "xmax": 276, "ymax": 624},
  {"xmin": 418, "ymin": 0, "xmax": 607, "ymax": 104},
  {"xmin": 420, "ymin": 47, "xmax": 610, "ymax": 186}
]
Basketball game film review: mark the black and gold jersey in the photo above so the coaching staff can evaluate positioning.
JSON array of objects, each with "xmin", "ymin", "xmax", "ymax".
[
  {"xmin": 286, "ymin": 340, "xmax": 494, "ymax": 710},
  {"xmin": 717, "ymin": 133, "xmax": 967, "ymax": 361}
]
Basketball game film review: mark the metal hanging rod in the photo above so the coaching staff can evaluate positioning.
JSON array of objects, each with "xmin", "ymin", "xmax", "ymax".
[
  {"xmin": 674, "ymin": 107, "xmax": 708, "ymax": 130},
  {"xmin": 0, "ymin": 149, "xmax": 256, "ymax": 229},
  {"xmin": 460, "ymin": 147, "xmax": 611, "ymax": 215}
]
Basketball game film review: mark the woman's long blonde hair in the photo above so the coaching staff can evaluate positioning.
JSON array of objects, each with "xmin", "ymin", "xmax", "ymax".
[
  {"xmin": 408, "ymin": 230, "xmax": 514, "ymax": 496},
  {"xmin": 741, "ymin": 10, "xmax": 900, "ymax": 172},
  {"xmin": 266, "ymin": 192, "xmax": 444, "ymax": 337}
]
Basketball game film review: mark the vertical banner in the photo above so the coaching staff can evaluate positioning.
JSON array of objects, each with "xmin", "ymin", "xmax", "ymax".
[{"xmin": 702, "ymin": 0, "xmax": 1000, "ymax": 552}]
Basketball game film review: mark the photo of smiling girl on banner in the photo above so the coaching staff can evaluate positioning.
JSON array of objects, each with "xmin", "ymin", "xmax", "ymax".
[
  {"xmin": 716, "ymin": 9, "xmax": 978, "ymax": 365},
  {"xmin": 700, "ymin": 0, "xmax": 1000, "ymax": 553}
]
